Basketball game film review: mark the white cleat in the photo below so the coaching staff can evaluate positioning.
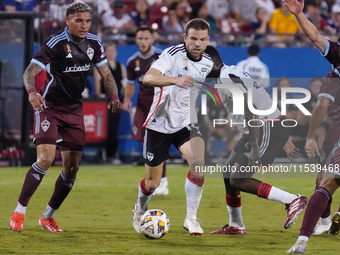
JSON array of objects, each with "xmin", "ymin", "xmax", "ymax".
[
  {"xmin": 153, "ymin": 177, "xmax": 169, "ymax": 196},
  {"xmin": 312, "ymin": 221, "xmax": 331, "ymax": 235},
  {"xmin": 287, "ymin": 240, "xmax": 307, "ymax": 254},
  {"xmin": 183, "ymin": 216, "xmax": 203, "ymax": 236},
  {"xmin": 132, "ymin": 200, "xmax": 144, "ymax": 234}
]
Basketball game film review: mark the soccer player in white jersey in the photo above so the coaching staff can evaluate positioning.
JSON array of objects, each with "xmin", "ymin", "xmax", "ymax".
[
  {"xmin": 204, "ymin": 46, "xmax": 308, "ymax": 235},
  {"xmin": 132, "ymin": 18, "xmax": 213, "ymax": 236}
]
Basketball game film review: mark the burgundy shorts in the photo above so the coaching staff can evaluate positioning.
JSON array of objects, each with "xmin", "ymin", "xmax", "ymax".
[
  {"xmin": 131, "ymin": 107, "xmax": 149, "ymax": 142},
  {"xmin": 33, "ymin": 108, "xmax": 85, "ymax": 151}
]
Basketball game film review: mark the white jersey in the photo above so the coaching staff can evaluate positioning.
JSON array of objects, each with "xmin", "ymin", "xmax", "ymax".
[
  {"xmin": 217, "ymin": 65, "xmax": 281, "ymax": 133},
  {"xmin": 143, "ymin": 44, "xmax": 213, "ymax": 134},
  {"xmin": 236, "ymin": 56, "xmax": 270, "ymax": 88}
]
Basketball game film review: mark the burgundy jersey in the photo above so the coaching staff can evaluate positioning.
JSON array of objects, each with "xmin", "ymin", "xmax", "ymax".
[
  {"xmin": 318, "ymin": 69, "xmax": 340, "ymax": 131},
  {"xmin": 126, "ymin": 47, "xmax": 163, "ymax": 111},
  {"xmin": 32, "ymin": 27, "xmax": 107, "ymax": 112},
  {"xmin": 324, "ymin": 40, "xmax": 340, "ymax": 68}
]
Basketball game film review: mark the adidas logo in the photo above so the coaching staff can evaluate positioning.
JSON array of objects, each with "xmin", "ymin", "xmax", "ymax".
[
  {"xmin": 31, "ymin": 173, "xmax": 40, "ymax": 180},
  {"xmin": 66, "ymin": 53, "xmax": 73, "ymax": 58}
]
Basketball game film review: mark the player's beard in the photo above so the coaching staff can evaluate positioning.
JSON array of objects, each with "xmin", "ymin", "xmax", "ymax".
[{"xmin": 139, "ymin": 45, "xmax": 151, "ymax": 55}]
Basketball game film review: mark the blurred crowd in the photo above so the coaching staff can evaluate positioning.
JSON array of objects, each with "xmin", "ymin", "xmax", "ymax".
[{"xmin": 2, "ymin": 0, "xmax": 340, "ymax": 47}]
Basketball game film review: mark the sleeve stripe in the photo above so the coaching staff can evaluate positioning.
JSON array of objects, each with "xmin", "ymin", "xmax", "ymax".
[
  {"xmin": 31, "ymin": 59, "xmax": 46, "ymax": 69},
  {"xmin": 318, "ymin": 93, "xmax": 335, "ymax": 103}
]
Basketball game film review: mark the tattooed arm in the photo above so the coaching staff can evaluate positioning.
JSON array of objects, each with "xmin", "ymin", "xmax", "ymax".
[
  {"xmin": 23, "ymin": 62, "xmax": 46, "ymax": 111},
  {"xmin": 96, "ymin": 62, "xmax": 122, "ymax": 113}
]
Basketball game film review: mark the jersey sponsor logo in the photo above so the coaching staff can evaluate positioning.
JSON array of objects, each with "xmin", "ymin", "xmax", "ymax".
[
  {"xmin": 138, "ymin": 74, "xmax": 144, "ymax": 82},
  {"xmin": 87, "ymin": 47, "xmax": 94, "ymax": 60},
  {"xmin": 41, "ymin": 118, "xmax": 50, "ymax": 132},
  {"xmin": 66, "ymin": 52, "xmax": 73, "ymax": 58},
  {"xmin": 147, "ymin": 152, "xmax": 154, "ymax": 161},
  {"xmin": 63, "ymin": 63, "xmax": 91, "ymax": 73}
]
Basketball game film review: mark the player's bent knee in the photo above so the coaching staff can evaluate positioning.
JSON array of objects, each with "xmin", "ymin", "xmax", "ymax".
[
  {"xmin": 229, "ymin": 177, "xmax": 242, "ymax": 190},
  {"xmin": 36, "ymin": 157, "xmax": 54, "ymax": 170}
]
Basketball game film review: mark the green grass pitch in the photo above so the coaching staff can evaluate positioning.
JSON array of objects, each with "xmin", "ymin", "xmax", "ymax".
[{"xmin": 0, "ymin": 165, "xmax": 339, "ymax": 254}]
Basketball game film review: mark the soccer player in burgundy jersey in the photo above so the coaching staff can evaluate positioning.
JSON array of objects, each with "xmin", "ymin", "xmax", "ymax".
[
  {"xmin": 122, "ymin": 27, "xmax": 169, "ymax": 196},
  {"xmin": 286, "ymin": 0, "xmax": 340, "ymax": 238},
  {"xmin": 287, "ymin": 68, "xmax": 340, "ymax": 253},
  {"xmin": 9, "ymin": 1, "xmax": 122, "ymax": 232}
]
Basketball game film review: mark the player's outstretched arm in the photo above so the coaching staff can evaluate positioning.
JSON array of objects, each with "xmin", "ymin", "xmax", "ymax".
[
  {"xmin": 143, "ymin": 68, "xmax": 195, "ymax": 89},
  {"xmin": 23, "ymin": 62, "xmax": 46, "ymax": 111},
  {"xmin": 305, "ymin": 96, "xmax": 330, "ymax": 158},
  {"xmin": 285, "ymin": 0, "xmax": 327, "ymax": 53},
  {"xmin": 96, "ymin": 63, "xmax": 122, "ymax": 113}
]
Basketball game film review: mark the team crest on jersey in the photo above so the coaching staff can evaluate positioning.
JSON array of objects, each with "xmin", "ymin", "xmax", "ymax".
[
  {"xmin": 41, "ymin": 118, "xmax": 50, "ymax": 132},
  {"xmin": 320, "ymin": 149, "xmax": 325, "ymax": 162},
  {"xmin": 201, "ymin": 68, "xmax": 208, "ymax": 73},
  {"xmin": 87, "ymin": 47, "xmax": 94, "ymax": 60},
  {"xmin": 147, "ymin": 152, "xmax": 154, "ymax": 161},
  {"xmin": 135, "ymin": 60, "xmax": 140, "ymax": 71}
]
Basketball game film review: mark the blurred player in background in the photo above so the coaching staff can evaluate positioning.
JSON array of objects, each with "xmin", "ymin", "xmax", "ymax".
[
  {"xmin": 132, "ymin": 18, "xmax": 213, "ymax": 236},
  {"xmin": 9, "ymin": 1, "xmax": 122, "ymax": 232},
  {"xmin": 204, "ymin": 46, "xmax": 307, "ymax": 235},
  {"xmin": 123, "ymin": 26, "xmax": 169, "ymax": 196}
]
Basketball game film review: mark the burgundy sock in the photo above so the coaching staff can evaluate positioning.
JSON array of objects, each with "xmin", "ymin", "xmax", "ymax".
[
  {"xmin": 162, "ymin": 161, "xmax": 166, "ymax": 178},
  {"xmin": 300, "ymin": 187, "xmax": 331, "ymax": 237},
  {"xmin": 18, "ymin": 163, "xmax": 46, "ymax": 206},
  {"xmin": 321, "ymin": 196, "xmax": 332, "ymax": 218},
  {"xmin": 48, "ymin": 171, "xmax": 75, "ymax": 210}
]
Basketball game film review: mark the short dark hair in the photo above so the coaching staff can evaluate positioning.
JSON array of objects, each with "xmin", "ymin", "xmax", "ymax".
[
  {"xmin": 247, "ymin": 44, "xmax": 260, "ymax": 56},
  {"xmin": 185, "ymin": 18, "xmax": 210, "ymax": 35},
  {"xmin": 205, "ymin": 45, "xmax": 223, "ymax": 79},
  {"xmin": 66, "ymin": 1, "xmax": 92, "ymax": 17},
  {"xmin": 136, "ymin": 26, "xmax": 154, "ymax": 36}
]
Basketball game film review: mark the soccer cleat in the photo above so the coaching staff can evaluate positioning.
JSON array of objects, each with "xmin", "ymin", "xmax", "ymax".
[
  {"xmin": 286, "ymin": 239, "xmax": 307, "ymax": 254},
  {"xmin": 284, "ymin": 195, "xmax": 308, "ymax": 229},
  {"xmin": 39, "ymin": 216, "xmax": 63, "ymax": 232},
  {"xmin": 312, "ymin": 220, "xmax": 331, "ymax": 235},
  {"xmin": 183, "ymin": 216, "xmax": 203, "ymax": 236},
  {"xmin": 153, "ymin": 178, "xmax": 169, "ymax": 196},
  {"xmin": 330, "ymin": 212, "xmax": 340, "ymax": 236},
  {"xmin": 9, "ymin": 212, "xmax": 25, "ymax": 232},
  {"xmin": 132, "ymin": 200, "xmax": 144, "ymax": 234},
  {"xmin": 209, "ymin": 224, "xmax": 247, "ymax": 235}
]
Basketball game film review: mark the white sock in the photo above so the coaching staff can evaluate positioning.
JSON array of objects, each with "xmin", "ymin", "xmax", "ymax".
[
  {"xmin": 185, "ymin": 177, "xmax": 204, "ymax": 219},
  {"xmin": 14, "ymin": 202, "xmax": 26, "ymax": 214},
  {"xmin": 227, "ymin": 205, "xmax": 244, "ymax": 228},
  {"xmin": 298, "ymin": 235, "xmax": 309, "ymax": 242},
  {"xmin": 320, "ymin": 216, "xmax": 331, "ymax": 225},
  {"xmin": 42, "ymin": 205, "xmax": 57, "ymax": 218},
  {"xmin": 138, "ymin": 180, "xmax": 153, "ymax": 212},
  {"xmin": 267, "ymin": 186, "xmax": 297, "ymax": 204}
]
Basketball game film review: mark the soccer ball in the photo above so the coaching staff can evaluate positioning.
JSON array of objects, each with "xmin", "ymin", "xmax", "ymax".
[{"xmin": 139, "ymin": 209, "xmax": 170, "ymax": 239}]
